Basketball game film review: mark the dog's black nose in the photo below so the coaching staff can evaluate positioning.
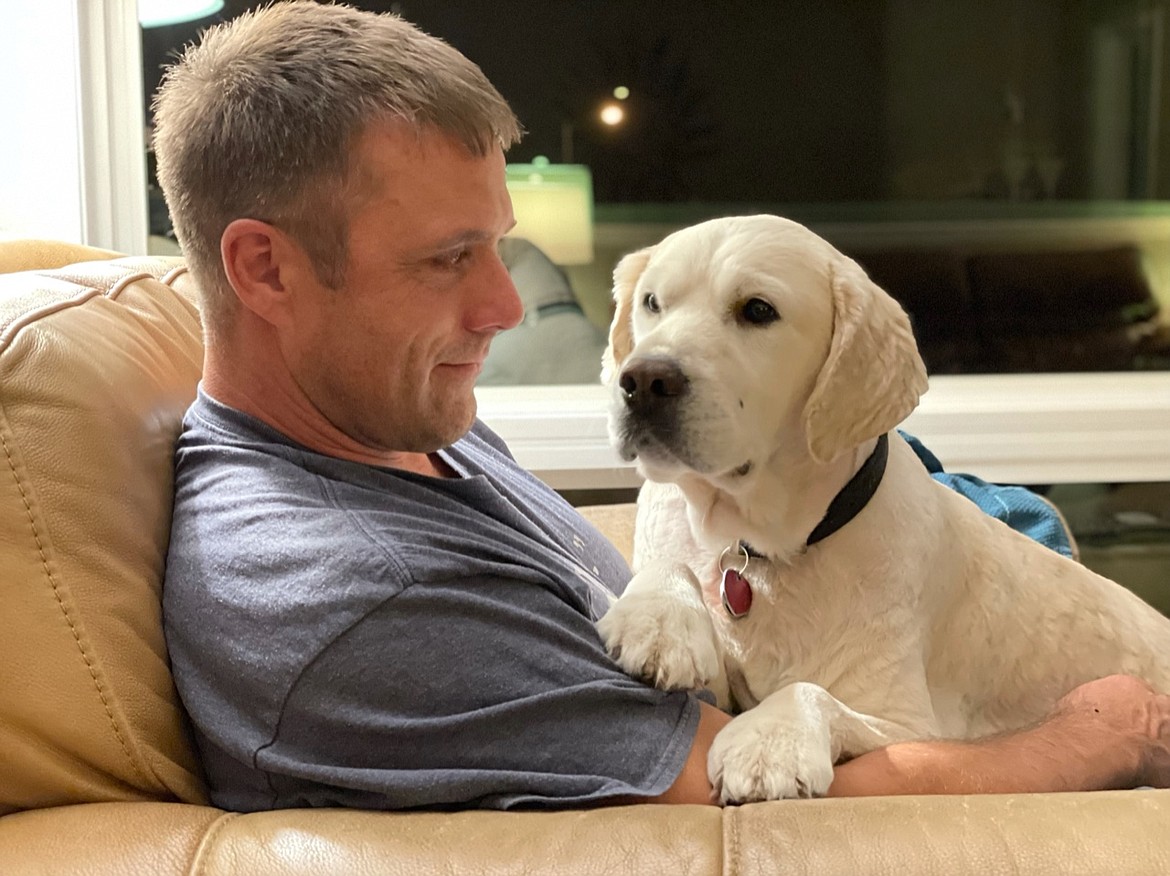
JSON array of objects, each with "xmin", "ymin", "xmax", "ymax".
[{"xmin": 619, "ymin": 356, "xmax": 689, "ymax": 409}]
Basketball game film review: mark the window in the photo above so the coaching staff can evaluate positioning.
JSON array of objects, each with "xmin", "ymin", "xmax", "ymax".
[
  {"xmin": 141, "ymin": 1, "xmax": 1170, "ymax": 384},
  {"xmin": 88, "ymin": 0, "xmax": 1170, "ymax": 487}
]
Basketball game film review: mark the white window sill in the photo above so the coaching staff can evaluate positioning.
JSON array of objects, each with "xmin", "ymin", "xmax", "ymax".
[{"xmin": 477, "ymin": 372, "xmax": 1170, "ymax": 491}]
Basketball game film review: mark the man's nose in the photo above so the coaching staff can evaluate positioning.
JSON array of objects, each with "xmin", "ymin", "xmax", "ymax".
[{"xmin": 467, "ymin": 252, "xmax": 524, "ymax": 333}]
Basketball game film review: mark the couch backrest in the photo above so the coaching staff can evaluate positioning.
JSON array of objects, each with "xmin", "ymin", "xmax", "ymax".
[{"xmin": 0, "ymin": 252, "xmax": 208, "ymax": 814}]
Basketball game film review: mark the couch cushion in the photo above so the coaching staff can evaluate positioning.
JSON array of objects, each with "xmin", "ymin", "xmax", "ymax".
[
  {"xmin": 0, "ymin": 239, "xmax": 123, "ymax": 275},
  {"xmin": 576, "ymin": 503, "xmax": 635, "ymax": 565},
  {"xmin": 728, "ymin": 790, "xmax": 1170, "ymax": 875},
  {"xmin": 3, "ymin": 792, "xmax": 1169, "ymax": 876},
  {"xmin": 0, "ymin": 256, "xmax": 207, "ymax": 814},
  {"xmin": 0, "ymin": 802, "xmax": 224, "ymax": 874},
  {"xmin": 180, "ymin": 805, "xmax": 724, "ymax": 876}
]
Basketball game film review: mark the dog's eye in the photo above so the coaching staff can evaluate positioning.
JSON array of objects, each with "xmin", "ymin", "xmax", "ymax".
[
  {"xmin": 740, "ymin": 298, "xmax": 779, "ymax": 326},
  {"xmin": 643, "ymin": 292, "xmax": 661, "ymax": 314}
]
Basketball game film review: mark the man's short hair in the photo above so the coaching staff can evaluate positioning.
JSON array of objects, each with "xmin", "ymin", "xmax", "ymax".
[{"xmin": 152, "ymin": 1, "xmax": 522, "ymax": 341}]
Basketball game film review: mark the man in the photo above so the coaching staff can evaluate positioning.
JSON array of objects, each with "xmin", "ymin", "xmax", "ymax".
[{"xmin": 155, "ymin": 1, "xmax": 1170, "ymax": 812}]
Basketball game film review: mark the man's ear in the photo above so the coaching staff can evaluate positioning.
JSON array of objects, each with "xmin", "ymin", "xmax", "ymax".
[{"xmin": 220, "ymin": 218, "xmax": 308, "ymax": 326}]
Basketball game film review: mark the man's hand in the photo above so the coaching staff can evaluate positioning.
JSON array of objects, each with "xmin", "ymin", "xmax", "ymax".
[{"xmin": 1048, "ymin": 674, "xmax": 1170, "ymax": 789}]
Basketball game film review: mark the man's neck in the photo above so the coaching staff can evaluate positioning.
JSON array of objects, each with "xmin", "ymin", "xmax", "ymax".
[{"xmin": 201, "ymin": 358, "xmax": 456, "ymax": 477}]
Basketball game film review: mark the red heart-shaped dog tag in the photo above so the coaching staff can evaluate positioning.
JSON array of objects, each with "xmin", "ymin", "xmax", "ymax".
[{"xmin": 720, "ymin": 568, "xmax": 752, "ymax": 618}]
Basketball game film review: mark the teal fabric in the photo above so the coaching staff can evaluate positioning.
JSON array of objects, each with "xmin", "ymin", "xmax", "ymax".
[{"xmin": 901, "ymin": 431, "xmax": 1076, "ymax": 559}]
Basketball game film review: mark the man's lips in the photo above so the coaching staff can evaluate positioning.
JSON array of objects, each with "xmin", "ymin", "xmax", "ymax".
[{"xmin": 437, "ymin": 359, "xmax": 485, "ymax": 377}]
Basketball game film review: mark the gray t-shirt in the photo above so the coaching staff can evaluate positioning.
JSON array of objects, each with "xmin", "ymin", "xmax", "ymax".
[{"xmin": 163, "ymin": 389, "xmax": 700, "ymax": 812}]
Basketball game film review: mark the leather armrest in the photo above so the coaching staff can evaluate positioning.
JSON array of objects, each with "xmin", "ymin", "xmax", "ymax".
[{"xmin": 3, "ymin": 792, "xmax": 1169, "ymax": 876}]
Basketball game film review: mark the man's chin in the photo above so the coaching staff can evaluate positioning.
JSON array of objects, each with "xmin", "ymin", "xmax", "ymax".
[
  {"xmin": 425, "ymin": 409, "xmax": 475, "ymax": 446},
  {"xmin": 386, "ymin": 396, "xmax": 477, "ymax": 454},
  {"xmin": 437, "ymin": 396, "xmax": 479, "ymax": 447}
]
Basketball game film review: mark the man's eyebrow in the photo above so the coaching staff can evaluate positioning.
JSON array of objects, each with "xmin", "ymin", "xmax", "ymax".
[{"xmin": 430, "ymin": 221, "xmax": 518, "ymax": 251}]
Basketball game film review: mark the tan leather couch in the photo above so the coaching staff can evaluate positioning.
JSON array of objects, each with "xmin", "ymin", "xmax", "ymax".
[{"xmin": 1, "ymin": 241, "xmax": 1168, "ymax": 875}]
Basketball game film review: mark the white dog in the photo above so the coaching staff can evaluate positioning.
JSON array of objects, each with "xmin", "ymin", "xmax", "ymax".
[{"xmin": 596, "ymin": 214, "xmax": 1170, "ymax": 803}]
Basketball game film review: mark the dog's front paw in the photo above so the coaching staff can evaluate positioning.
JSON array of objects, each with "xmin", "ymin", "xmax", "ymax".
[
  {"xmin": 596, "ymin": 588, "xmax": 721, "ymax": 692},
  {"xmin": 708, "ymin": 709, "xmax": 835, "ymax": 803}
]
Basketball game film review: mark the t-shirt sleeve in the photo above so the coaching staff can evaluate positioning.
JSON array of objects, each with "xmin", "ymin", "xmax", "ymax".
[{"xmin": 254, "ymin": 573, "xmax": 701, "ymax": 810}]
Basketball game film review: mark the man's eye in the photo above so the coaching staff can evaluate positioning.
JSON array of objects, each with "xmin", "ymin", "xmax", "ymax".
[
  {"xmin": 435, "ymin": 250, "xmax": 470, "ymax": 269},
  {"xmin": 740, "ymin": 297, "xmax": 779, "ymax": 326},
  {"xmin": 643, "ymin": 292, "xmax": 660, "ymax": 313}
]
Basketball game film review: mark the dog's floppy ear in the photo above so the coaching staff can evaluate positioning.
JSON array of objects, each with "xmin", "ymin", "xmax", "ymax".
[
  {"xmin": 601, "ymin": 245, "xmax": 656, "ymax": 384},
  {"xmin": 802, "ymin": 255, "xmax": 928, "ymax": 464}
]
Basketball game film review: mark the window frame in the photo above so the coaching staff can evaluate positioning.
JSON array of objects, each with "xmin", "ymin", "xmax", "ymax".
[{"xmin": 476, "ymin": 374, "xmax": 1170, "ymax": 490}]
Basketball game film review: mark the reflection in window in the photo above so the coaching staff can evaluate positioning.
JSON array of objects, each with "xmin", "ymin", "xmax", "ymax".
[
  {"xmin": 1047, "ymin": 481, "xmax": 1170, "ymax": 618},
  {"xmin": 141, "ymin": 0, "xmax": 1170, "ymax": 380}
]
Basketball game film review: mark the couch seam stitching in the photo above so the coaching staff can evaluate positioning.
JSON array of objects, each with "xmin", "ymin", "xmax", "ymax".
[
  {"xmin": 188, "ymin": 811, "xmax": 240, "ymax": 876},
  {"xmin": 0, "ymin": 261, "xmax": 169, "ymax": 354},
  {"xmin": 724, "ymin": 806, "xmax": 738, "ymax": 876},
  {"xmin": 0, "ymin": 409, "xmax": 154, "ymax": 789},
  {"xmin": 0, "ymin": 287, "xmax": 103, "ymax": 357},
  {"xmin": 160, "ymin": 264, "xmax": 190, "ymax": 286},
  {"xmin": 105, "ymin": 271, "xmax": 156, "ymax": 302}
]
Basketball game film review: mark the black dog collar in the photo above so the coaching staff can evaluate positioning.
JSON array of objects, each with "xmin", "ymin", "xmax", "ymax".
[
  {"xmin": 725, "ymin": 434, "xmax": 890, "ymax": 619},
  {"xmin": 739, "ymin": 432, "xmax": 890, "ymax": 556},
  {"xmin": 805, "ymin": 432, "xmax": 889, "ymax": 546}
]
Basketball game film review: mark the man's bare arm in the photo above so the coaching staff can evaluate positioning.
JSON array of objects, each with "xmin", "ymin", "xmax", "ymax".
[
  {"xmin": 640, "ymin": 675, "xmax": 1170, "ymax": 805},
  {"xmin": 643, "ymin": 701, "xmax": 732, "ymax": 804},
  {"xmin": 828, "ymin": 674, "xmax": 1170, "ymax": 797}
]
